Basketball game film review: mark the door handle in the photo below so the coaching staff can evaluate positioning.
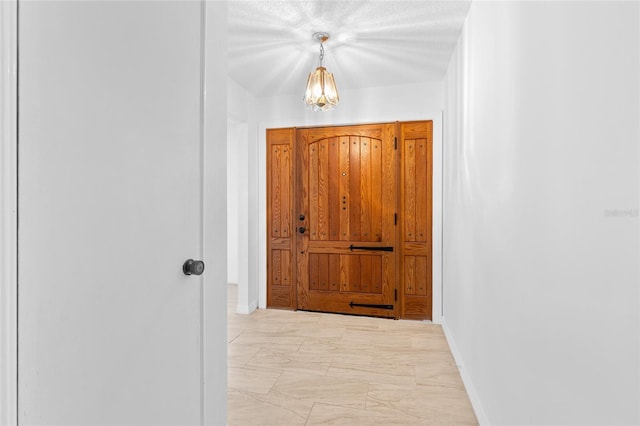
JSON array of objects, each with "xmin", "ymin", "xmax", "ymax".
[
  {"xmin": 183, "ymin": 259, "xmax": 205, "ymax": 276},
  {"xmin": 298, "ymin": 227, "xmax": 306, "ymax": 234}
]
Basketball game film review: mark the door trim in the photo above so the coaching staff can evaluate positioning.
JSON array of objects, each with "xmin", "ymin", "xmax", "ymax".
[
  {"xmin": 202, "ymin": 1, "xmax": 229, "ymax": 424},
  {"xmin": 259, "ymin": 116, "xmax": 444, "ymax": 323},
  {"xmin": 0, "ymin": 0, "xmax": 18, "ymax": 423}
]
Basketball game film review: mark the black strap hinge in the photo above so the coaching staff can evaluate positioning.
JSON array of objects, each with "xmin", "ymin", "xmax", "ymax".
[
  {"xmin": 349, "ymin": 301, "xmax": 394, "ymax": 310},
  {"xmin": 349, "ymin": 244, "xmax": 393, "ymax": 252}
]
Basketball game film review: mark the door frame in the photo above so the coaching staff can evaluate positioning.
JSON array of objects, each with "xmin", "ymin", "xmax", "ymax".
[
  {"xmin": 0, "ymin": 2, "xmax": 228, "ymax": 423},
  {"xmin": 258, "ymin": 115, "xmax": 444, "ymax": 323},
  {"xmin": 0, "ymin": 0, "xmax": 18, "ymax": 423}
]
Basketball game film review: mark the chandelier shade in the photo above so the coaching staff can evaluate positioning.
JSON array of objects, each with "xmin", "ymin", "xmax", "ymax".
[
  {"xmin": 303, "ymin": 32, "xmax": 339, "ymax": 111},
  {"xmin": 303, "ymin": 66, "xmax": 339, "ymax": 111}
]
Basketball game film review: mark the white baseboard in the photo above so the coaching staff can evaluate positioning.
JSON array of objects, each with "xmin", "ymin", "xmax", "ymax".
[
  {"xmin": 441, "ymin": 318, "xmax": 490, "ymax": 426},
  {"xmin": 236, "ymin": 300, "xmax": 257, "ymax": 315}
]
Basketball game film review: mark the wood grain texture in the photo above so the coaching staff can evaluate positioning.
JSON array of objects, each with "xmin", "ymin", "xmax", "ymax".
[
  {"xmin": 297, "ymin": 124, "xmax": 396, "ymax": 318},
  {"xmin": 399, "ymin": 121, "xmax": 433, "ymax": 320},
  {"xmin": 339, "ymin": 136, "xmax": 350, "ymax": 241},
  {"xmin": 268, "ymin": 122, "xmax": 433, "ymax": 319},
  {"xmin": 349, "ymin": 136, "xmax": 361, "ymax": 241},
  {"xmin": 296, "ymin": 129, "xmax": 310, "ymax": 310},
  {"xmin": 266, "ymin": 128, "xmax": 295, "ymax": 309}
]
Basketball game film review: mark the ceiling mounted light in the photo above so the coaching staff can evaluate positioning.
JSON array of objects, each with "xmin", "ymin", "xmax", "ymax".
[{"xmin": 303, "ymin": 32, "xmax": 339, "ymax": 112}]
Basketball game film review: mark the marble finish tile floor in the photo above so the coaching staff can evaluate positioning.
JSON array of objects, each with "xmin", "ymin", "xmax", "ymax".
[{"xmin": 227, "ymin": 285, "xmax": 477, "ymax": 425}]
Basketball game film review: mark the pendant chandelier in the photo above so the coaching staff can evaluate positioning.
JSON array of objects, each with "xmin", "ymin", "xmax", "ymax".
[{"xmin": 303, "ymin": 32, "xmax": 339, "ymax": 111}]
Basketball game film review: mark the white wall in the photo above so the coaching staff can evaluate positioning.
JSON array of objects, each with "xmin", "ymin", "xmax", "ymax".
[
  {"xmin": 443, "ymin": 2, "xmax": 639, "ymax": 424},
  {"xmin": 227, "ymin": 120, "xmax": 239, "ymax": 284},
  {"xmin": 228, "ymin": 78, "xmax": 256, "ymax": 314},
  {"xmin": 251, "ymin": 82, "xmax": 445, "ymax": 319}
]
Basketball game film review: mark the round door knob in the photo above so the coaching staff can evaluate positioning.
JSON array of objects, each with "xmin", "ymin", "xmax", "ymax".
[
  {"xmin": 298, "ymin": 227, "xmax": 306, "ymax": 234},
  {"xmin": 299, "ymin": 214, "xmax": 305, "ymax": 221},
  {"xmin": 183, "ymin": 259, "xmax": 205, "ymax": 276}
]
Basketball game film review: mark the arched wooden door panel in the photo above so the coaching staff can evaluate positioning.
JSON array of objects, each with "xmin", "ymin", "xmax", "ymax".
[{"xmin": 296, "ymin": 124, "xmax": 397, "ymax": 318}]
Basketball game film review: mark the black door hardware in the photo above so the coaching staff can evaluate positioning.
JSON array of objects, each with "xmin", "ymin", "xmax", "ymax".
[
  {"xmin": 349, "ymin": 301, "xmax": 394, "ymax": 310},
  {"xmin": 299, "ymin": 214, "xmax": 305, "ymax": 221},
  {"xmin": 348, "ymin": 245, "xmax": 393, "ymax": 252},
  {"xmin": 298, "ymin": 227, "xmax": 306, "ymax": 234},
  {"xmin": 183, "ymin": 259, "xmax": 205, "ymax": 276}
]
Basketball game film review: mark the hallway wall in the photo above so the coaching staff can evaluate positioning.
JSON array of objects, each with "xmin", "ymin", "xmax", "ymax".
[
  {"xmin": 227, "ymin": 78, "xmax": 257, "ymax": 314},
  {"xmin": 443, "ymin": 1, "xmax": 639, "ymax": 424}
]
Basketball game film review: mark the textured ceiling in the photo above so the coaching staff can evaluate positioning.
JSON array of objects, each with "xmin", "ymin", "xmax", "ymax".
[{"xmin": 228, "ymin": 1, "xmax": 471, "ymax": 98}]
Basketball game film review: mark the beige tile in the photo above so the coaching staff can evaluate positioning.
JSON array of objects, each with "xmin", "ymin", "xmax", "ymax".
[
  {"xmin": 226, "ymin": 285, "xmax": 477, "ymax": 425},
  {"xmin": 227, "ymin": 389, "xmax": 310, "ymax": 426},
  {"xmin": 340, "ymin": 328, "xmax": 413, "ymax": 349},
  {"xmin": 326, "ymin": 362, "xmax": 416, "ymax": 386},
  {"xmin": 228, "ymin": 365, "xmax": 282, "ymax": 394},
  {"xmin": 227, "ymin": 343, "xmax": 262, "ymax": 367},
  {"xmin": 272, "ymin": 372, "xmax": 369, "ymax": 408},
  {"xmin": 366, "ymin": 383, "xmax": 478, "ymax": 424},
  {"xmin": 231, "ymin": 331, "xmax": 304, "ymax": 352},
  {"xmin": 414, "ymin": 362, "xmax": 466, "ymax": 389},
  {"xmin": 297, "ymin": 339, "xmax": 342, "ymax": 356},
  {"xmin": 228, "ymin": 326, "xmax": 245, "ymax": 343},
  {"xmin": 376, "ymin": 319, "xmax": 442, "ymax": 334},
  {"xmin": 278, "ymin": 321, "xmax": 346, "ymax": 340},
  {"xmin": 255, "ymin": 388, "xmax": 316, "ymax": 419},
  {"xmin": 246, "ymin": 347, "xmax": 331, "ymax": 376},
  {"xmin": 305, "ymin": 403, "xmax": 425, "ymax": 425},
  {"xmin": 411, "ymin": 334, "xmax": 454, "ymax": 351},
  {"xmin": 317, "ymin": 313, "xmax": 383, "ymax": 331},
  {"xmin": 375, "ymin": 346, "xmax": 455, "ymax": 366}
]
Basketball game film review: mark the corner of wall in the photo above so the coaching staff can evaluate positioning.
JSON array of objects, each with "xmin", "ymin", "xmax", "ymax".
[
  {"xmin": 441, "ymin": 319, "xmax": 489, "ymax": 426},
  {"xmin": 236, "ymin": 300, "xmax": 258, "ymax": 315}
]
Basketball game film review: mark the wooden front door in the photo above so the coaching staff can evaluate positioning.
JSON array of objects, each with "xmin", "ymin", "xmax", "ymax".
[
  {"xmin": 267, "ymin": 121, "xmax": 433, "ymax": 320},
  {"xmin": 296, "ymin": 124, "xmax": 397, "ymax": 318}
]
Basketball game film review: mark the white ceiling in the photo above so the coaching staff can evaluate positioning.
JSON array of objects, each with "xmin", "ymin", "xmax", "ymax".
[{"xmin": 227, "ymin": 1, "xmax": 471, "ymax": 98}]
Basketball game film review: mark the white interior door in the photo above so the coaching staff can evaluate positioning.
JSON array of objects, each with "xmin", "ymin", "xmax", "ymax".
[{"xmin": 18, "ymin": 2, "xmax": 206, "ymax": 424}]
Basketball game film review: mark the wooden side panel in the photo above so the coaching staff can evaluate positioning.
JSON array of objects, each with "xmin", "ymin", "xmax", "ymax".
[
  {"xmin": 399, "ymin": 121, "xmax": 433, "ymax": 320},
  {"xmin": 266, "ymin": 128, "xmax": 295, "ymax": 309}
]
